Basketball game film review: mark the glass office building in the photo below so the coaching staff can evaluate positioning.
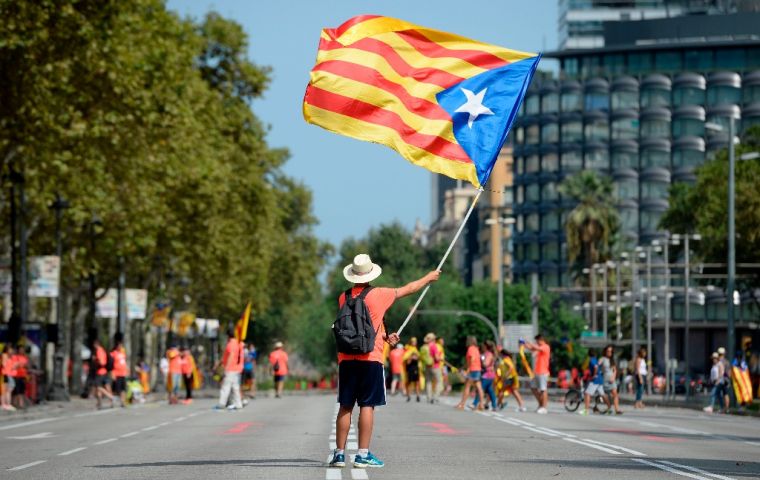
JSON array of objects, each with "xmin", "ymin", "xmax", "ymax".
[{"xmin": 512, "ymin": 10, "xmax": 760, "ymax": 290}]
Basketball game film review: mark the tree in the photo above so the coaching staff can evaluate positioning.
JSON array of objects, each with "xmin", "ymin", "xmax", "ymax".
[{"xmin": 559, "ymin": 171, "xmax": 620, "ymax": 283}]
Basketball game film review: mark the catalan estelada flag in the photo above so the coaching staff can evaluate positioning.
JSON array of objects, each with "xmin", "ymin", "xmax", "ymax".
[{"xmin": 303, "ymin": 15, "xmax": 540, "ymax": 187}]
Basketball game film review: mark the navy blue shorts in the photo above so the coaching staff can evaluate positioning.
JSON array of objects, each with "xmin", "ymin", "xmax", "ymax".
[{"xmin": 338, "ymin": 360, "xmax": 386, "ymax": 408}]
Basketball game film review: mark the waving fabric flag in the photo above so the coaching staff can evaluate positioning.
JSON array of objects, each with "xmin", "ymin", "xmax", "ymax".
[{"xmin": 303, "ymin": 15, "xmax": 540, "ymax": 187}]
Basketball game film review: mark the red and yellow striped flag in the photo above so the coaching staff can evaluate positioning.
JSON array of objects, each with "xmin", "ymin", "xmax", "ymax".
[
  {"xmin": 235, "ymin": 301, "xmax": 252, "ymax": 342},
  {"xmin": 303, "ymin": 15, "xmax": 539, "ymax": 187}
]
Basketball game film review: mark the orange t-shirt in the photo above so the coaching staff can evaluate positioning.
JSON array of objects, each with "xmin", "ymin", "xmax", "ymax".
[
  {"xmin": 269, "ymin": 350, "xmax": 289, "ymax": 376},
  {"xmin": 534, "ymin": 342, "xmax": 551, "ymax": 375},
  {"xmin": 95, "ymin": 346, "xmax": 108, "ymax": 376},
  {"xmin": 466, "ymin": 345, "xmax": 482, "ymax": 373},
  {"xmin": 181, "ymin": 354, "xmax": 194, "ymax": 375},
  {"xmin": 168, "ymin": 348, "xmax": 182, "ymax": 374},
  {"xmin": 389, "ymin": 348, "xmax": 404, "ymax": 374},
  {"xmin": 223, "ymin": 339, "xmax": 244, "ymax": 373},
  {"xmin": 111, "ymin": 348, "xmax": 129, "ymax": 377},
  {"xmin": 337, "ymin": 286, "xmax": 396, "ymax": 364}
]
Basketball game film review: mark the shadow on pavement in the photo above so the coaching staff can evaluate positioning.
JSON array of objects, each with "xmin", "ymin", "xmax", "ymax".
[
  {"xmin": 89, "ymin": 458, "xmax": 323, "ymax": 469},
  {"xmin": 512, "ymin": 458, "xmax": 760, "ymax": 477}
]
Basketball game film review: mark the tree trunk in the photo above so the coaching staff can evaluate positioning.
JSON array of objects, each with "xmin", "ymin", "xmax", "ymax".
[{"xmin": 69, "ymin": 294, "xmax": 88, "ymax": 394}]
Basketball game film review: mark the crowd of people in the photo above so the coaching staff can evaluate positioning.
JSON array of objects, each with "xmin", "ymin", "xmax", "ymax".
[{"xmin": 0, "ymin": 344, "xmax": 32, "ymax": 411}]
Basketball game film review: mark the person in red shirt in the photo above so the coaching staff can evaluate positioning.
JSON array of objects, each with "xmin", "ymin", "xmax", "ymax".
[
  {"xmin": 180, "ymin": 346, "xmax": 196, "ymax": 404},
  {"xmin": 456, "ymin": 336, "xmax": 485, "ymax": 410},
  {"xmin": 328, "ymin": 253, "xmax": 439, "ymax": 469},
  {"xmin": 166, "ymin": 344, "xmax": 182, "ymax": 405},
  {"xmin": 213, "ymin": 329, "xmax": 244, "ymax": 410},
  {"xmin": 268, "ymin": 342, "xmax": 289, "ymax": 398},
  {"xmin": 110, "ymin": 335, "xmax": 129, "ymax": 408},
  {"xmin": 93, "ymin": 338, "xmax": 114, "ymax": 409},
  {"xmin": 523, "ymin": 334, "xmax": 551, "ymax": 414},
  {"xmin": 388, "ymin": 344, "xmax": 405, "ymax": 396},
  {"xmin": 1, "ymin": 345, "xmax": 16, "ymax": 411}
]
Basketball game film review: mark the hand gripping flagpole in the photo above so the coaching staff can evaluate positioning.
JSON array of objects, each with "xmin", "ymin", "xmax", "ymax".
[{"xmin": 396, "ymin": 187, "xmax": 484, "ymax": 336}]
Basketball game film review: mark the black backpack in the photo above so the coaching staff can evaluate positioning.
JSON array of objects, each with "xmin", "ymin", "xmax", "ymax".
[
  {"xmin": 105, "ymin": 350, "xmax": 115, "ymax": 372},
  {"xmin": 333, "ymin": 287, "xmax": 378, "ymax": 354}
]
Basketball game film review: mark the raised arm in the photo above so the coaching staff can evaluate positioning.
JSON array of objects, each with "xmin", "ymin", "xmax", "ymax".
[{"xmin": 396, "ymin": 270, "xmax": 440, "ymax": 298}]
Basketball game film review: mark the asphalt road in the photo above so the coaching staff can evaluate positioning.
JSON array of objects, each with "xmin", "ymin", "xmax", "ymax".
[{"xmin": 1, "ymin": 392, "xmax": 758, "ymax": 479}]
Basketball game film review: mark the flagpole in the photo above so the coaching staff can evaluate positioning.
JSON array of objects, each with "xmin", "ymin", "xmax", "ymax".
[{"xmin": 396, "ymin": 187, "xmax": 484, "ymax": 336}]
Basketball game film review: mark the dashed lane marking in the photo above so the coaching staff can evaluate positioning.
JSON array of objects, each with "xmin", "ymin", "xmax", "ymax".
[
  {"xmin": 325, "ymin": 468, "xmax": 342, "ymax": 479},
  {"xmin": 508, "ymin": 418, "xmax": 535, "ymax": 427},
  {"xmin": 58, "ymin": 447, "xmax": 87, "ymax": 456},
  {"xmin": 494, "ymin": 417, "xmax": 522, "ymax": 426},
  {"xmin": 94, "ymin": 438, "xmax": 118, "ymax": 445},
  {"xmin": 657, "ymin": 460, "xmax": 738, "ymax": 480},
  {"xmin": 0, "ymin": 418, "xmax": 57, "ymax": 431},
  {"xmin": 351, "ymin": 468, "xmax": 369, "ymax": 479},
  {"xmin": 523, "ymin": 426, "xmax": 560, "ymax": 437},
  {"xmin": 120, "ymin": 431, "xmax": 140, "ymax": 438},
  {"xmin": 633, "ymin": 459, "xmax": 711, "ymax": 480},
  {"xmin": 582, "ymin": 438, "xmax": 646, "ymax": 456},
  {"xmin": 745, "ymin": 441, "xmax": 760, "ymax": 447},
  {"xmin": 533, "ymin": 426, "xmax": 575, "ymax": 438},
  {"xmin": 142, "ymin": 425, "xmax": 159, "ymax": 431},
  {"xmin": 563, "ymin": 438, "xmax": 622, "ymax": 455},
  {"xmin": 7, "ymin": 460, "xmax": 46, "ymax": 471}
]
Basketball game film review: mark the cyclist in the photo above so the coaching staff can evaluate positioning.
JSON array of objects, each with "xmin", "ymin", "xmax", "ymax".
[{"xmin": 578, "ymin": 348, "xmax": 607, "ymax": 415}]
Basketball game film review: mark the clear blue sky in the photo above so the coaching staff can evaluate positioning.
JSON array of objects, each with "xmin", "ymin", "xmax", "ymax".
[{"xmin": 167, "ymin": 0, "xmax": 558, "ymax": 248}]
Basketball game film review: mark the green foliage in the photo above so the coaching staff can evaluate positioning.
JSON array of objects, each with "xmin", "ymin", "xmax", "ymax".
[
  {"xmin": 0, "ymin": 1, "xmax": 326, "ymax": 348},
  {"xmin": 660, "ymin": 125, "xmax": 760, "ymax": 287},
  {"xmin": 558, "ymin": 171, "xmax": 620, "ymax": 284}
]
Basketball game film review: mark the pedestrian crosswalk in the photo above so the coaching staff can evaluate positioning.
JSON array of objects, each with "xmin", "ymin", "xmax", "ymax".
[{"xmin": 325, "ymin": 403, "xmax": 369, "ymax": 480}]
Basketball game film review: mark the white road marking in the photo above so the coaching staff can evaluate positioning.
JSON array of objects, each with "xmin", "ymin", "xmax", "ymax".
[
  {"xmin": 347, "ymin": 441, "xmax": 358, "ymax": 450},
  {"xmin": 351, "ymin": 468, "xmax": 369, "ymax": 479},
  {"xmin": 7, "ymin": 431, "xmax": 56, "ymax": 440},
  {"xmin": 329, "ymin": 441, "xmax": 336, "ymax": 450},
  {"xmin": 508, "ymin": 418, "xmax": 534, "ymax": 427},
  {"xmin": 633, "ymin": 459, "xmax": 711, "ymax": 480},
  {"xmin": 120, "ymin": 431, "xmax": 140, "ymax": 438},
  {"xmin": 495, "ymin": 417, "xmax": 522, "ymax": 426},
  {"xmin": 523, "ymin": 426, "xmax": 559, "ymax": 437},
  {"xmin": 0, "ymin": 418, "xmax": 57, "ymax": 431},
  {"xmin": 657, "ymin": 460, "xmax": 738, "ymax": 480},
  {"xmin": 582, "ymin": 438, "xmax": 646, "ymax": 456},
  {"xmin": 533, "ymin": 426, "xmax": 575, "ymax": 438},
  {"xmin": 326, "ymin": 468, "xmax": 342, "ymax": 479},
  {"xmin": 58, "ymin": 447, "xmax": 87, "ymax": 456},
  {"xmin": 174, "ymin": 416, "xmax": 187, "ymax": 422},
  {"xmin": 94, "ymin": 438, "xmax": 118, "ymax": 445},
  {"xmin": 563, "ymin": 438, "xmax": 622, "ymax": 455},
  {"xmin": 7, "ymin": 460, "xmax": 46, "ymax": 471},
  {"xmin": 142, "ymin": 425, "xmax": 159, "ymax": 431},
  {"xmin": 158, "ymin": 422, "xmax": 170, "ymax": 426},
  {"xmin": 745, "ymin": 441, "xmax": 760, "ymax": 447}
]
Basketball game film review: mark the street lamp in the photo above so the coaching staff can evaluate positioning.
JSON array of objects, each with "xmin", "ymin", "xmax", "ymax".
[
  {"xmin": 670, "ymin": 233, "xmax": 701, "ymax": 397},
  {"xmin": 484, "ymin": 215, "xmax": 515, "ymax": 347},
  {"xmin": 48, "ymin": 194, "xmax": 70, "ymax": 401}
]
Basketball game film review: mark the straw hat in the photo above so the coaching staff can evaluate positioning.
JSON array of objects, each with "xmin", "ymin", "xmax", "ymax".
[
  {"xmin": 274, "ymin": 341, "xmax": 283, "ymax": 349},
  {"xmin": 711, "ymin": 352, "xmax": 719, "ymax": 359},
  {"xmin": 717, "ymin": 347, "xmax": 726, "ymax": 355},
  {"xmin": 424, "ymin": 332, "xmax": 436, "ymax": 343},
  {"xmin": 343, "ymin": 254, "xmax": 382, "ymax": 284}
]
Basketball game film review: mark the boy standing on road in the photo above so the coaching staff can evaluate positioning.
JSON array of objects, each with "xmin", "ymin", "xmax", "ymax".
[
  {"xmin": 269, "ymin": 342, "xmax": 289, "ymax": 398},
  {"xmin": 522, "ymin": 334, "xmax": 550, "ymax": 414},
  {"xmin": 329, "ymin": 253, "xmax": 439, "ymax": 469}
]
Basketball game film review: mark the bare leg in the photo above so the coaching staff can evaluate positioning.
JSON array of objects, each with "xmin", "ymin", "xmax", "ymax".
[
  {"xmin": 512, "ymin": 389, "xmax": 525, "ymax": 408},
  {"xmin": 541, "ymin": 390, "xmax": 549, "ymax": 409},
  {"xmin": 457, "ymin": 379, "xmax": 472, "ymax": 408},
  {"xmin": 336, "ymin": 405, "xmax": 352, "ymax": 450},
  {"xmin": 358, "ymin": 406, "xmax": 374, "ymax": 449},
  {"xmin": 474, "ymin": 382, "xmax": 485, "ymax": 409}
]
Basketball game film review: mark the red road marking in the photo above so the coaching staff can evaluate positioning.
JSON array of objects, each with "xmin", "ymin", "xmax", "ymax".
[
  {"xmin": 603, "ymin": 428, "xmax": 681, "ymax": 443},
  {"xmin": 223, "ymin": 422, "xmax": 262, "ymax": 435},
  {"xmin": 417, "ymin": 422, "xmax": 466, "ymax": 435}
]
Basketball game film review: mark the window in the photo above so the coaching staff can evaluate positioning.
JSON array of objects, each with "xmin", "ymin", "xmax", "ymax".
[
  {"xmin": 526, "ymin": 124, "xmax": 540, "ymax": 144},
  {"xmin": 561, "ymin": 91, "xmax": 582, "ymax": 112},
  {"xmin": 672, "ymin": 117, "xmax": 705, "ymax": 137},
  {"xmin": 612, "ymin": 117, "xmax": 639, "ymax": 140},
  {"xmin": 562, "ymin": 150, "xmax": 583, "ymax": 171},
  {"xmin": 684, "ymin": 49, "xmax": 714, "ymax": 71},
  {"xmin": 715, "ymin": 48, "xmax": 746, "ymax": 70},
  {"xmin": 515, "ymin": 127, "xmax": 524, "ymax": 145},
  {"xmin": 749, "ymin": 49, "xmax": 760, "ymax": 68},
  {"xmin": 516, "ymin": 186, "xmax": 525, "ymax": 203},
  {"xmin": 526, "ymin": 243, "xmax": 540, "ymax": 261},
  {"xmin": 526, "ymin": 183, "xmax": 540, "ymax": 202},
  {"xmin": 620, "ymin": 207, "xmax": 638, "ymax": 231},
  {"xmin": 561, "ymin": 121, "xmax": 583, "ymax": 142},
  {"xmin": 612, "ymin": 90, "xmax": 638, "ymax": 110},
  {"xmin": 612, "ymin": 149, "xmax": 638, "ymax": 169},
  {"xmin": 525, "ymin": 155, "xmax": 540, "ymax": 173},
  {"xmin": 655, "ymin": 51, "xmax": 682, "ymax": 73},
  {"xmin": 584, "ymin": 90, "xmax": 609, "ymax": 111},
  {"xmin": 516, "ymin": 158, "xmax": 524, "ymax": 175},
  {"xmin": 641, "ymin": 180, "xmax": 668, "ymax": 199},
  {"xmin": 604, "ymin": 54, "xmax": 625, "ymax": 76},
  {"xmin": 615, "ymin": 178, "xmax": 638, "ymax": 200},
  {"xmin": 744, "ymin": 114, "xmax": 760, "ymax": 132},
  {"xmin": 585, "ymin": 149, "xmax": 608, "ymax": 171},
  {"xmin": 542, "ymin": 241, "xmax": 560, "ymax": 260},
  {"xmin": 641, "ymin": 210, "xmax": 663, "ymax": 231},
  {"xmin": 584, "ymin": 118, "xmax": 609, "ymax": 141},
  {"xmin": 641, "ymin": 117, "xmax": 670, "ymax": 138},
  {"xmin": 581, "ymin": 56, "xmax": 600, "ymax": 78},
  {"xmin": 641, "ymin": 149, "xmax": 670, "ymax": 168},
  {"xmin": 673, "ymin": 149, "xmax": 704, "ymax": 168},
  {"xmin": 541, "ymin": 123, "xmax": 559, "ymax": 143},
  {"xmin": 541, "ymin": 154, "xmax": 559, "ymax": 172},
  {"xmin": 707, "ymin": 86, "xmax": 741, "ymax": 106},
  {"xmin": 542, "ymin": 93, "xmax": 559, "ymax": 114},
  {"xmin": 628, "ymin": 53, "xmax": 652, "ymax": 75},
  {"xmin": 673, "ymin": 87, "xmax": 705, "ymax": 106},
  {"xmin": 542, "ymin": 182, "xmax": 558, "ymax": 201},
  {"xmin": 641, "ymin": 88, "xmax": 670, "ymax": 108},
  {"xmin": 564, "ymin": 58, "xmax": 579, "ymax": 79},
  {"xmin": 744, "ymin": 84, "xmax": 760, "ymax": 104},
  {"xmin": 526, "ymin": 95, "xmax": 540, "ymax": 114},
  {"xmin": 526, "ymin": 213, "xmax": 539, "ymax": 232}
]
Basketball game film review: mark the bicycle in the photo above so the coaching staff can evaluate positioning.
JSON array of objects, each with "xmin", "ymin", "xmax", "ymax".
[{"xmin": 563, "ymin": 380, "xmax": 610, "ymax": 414}]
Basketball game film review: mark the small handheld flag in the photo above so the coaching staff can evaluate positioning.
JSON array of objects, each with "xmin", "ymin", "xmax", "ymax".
[
  {"xmin": 235, "ymin": 301, "xmax": 252, "ymax": 342},
  {"xmin": 303, "ymin": 15, "xmax": 540, "ymax": 187}
]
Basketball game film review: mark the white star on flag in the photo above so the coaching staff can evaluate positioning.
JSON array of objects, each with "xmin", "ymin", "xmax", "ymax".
[{"xmin": 455, "ymin": 87, "xmax": 494, "ymax": 128}]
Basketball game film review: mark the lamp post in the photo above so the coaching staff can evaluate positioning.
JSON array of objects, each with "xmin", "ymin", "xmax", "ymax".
[
  {"xmin": 645, "ymin": 245, "xmax": 653, "ymax": 393},
  {"xmin": 485, "ymin": 215, "xmax": 516, "ymax": 347},
  {"xmin": 601, "ymin": 263, "xmax": 609, "ymax": 339},
  {"xmin": 87, "ymin": 214, "xmax": 103, "ymax": 346},
  {"xmin": 48, "ymin": 194, "xmax": 70, "ymax": 401}
]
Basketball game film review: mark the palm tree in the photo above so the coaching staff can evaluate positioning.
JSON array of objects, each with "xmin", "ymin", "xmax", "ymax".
[{"xmin": 558, "ymin": 171, "xmax": 619, "ymax": 282}]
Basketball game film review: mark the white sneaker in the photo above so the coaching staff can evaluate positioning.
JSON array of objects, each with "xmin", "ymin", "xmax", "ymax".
[
  {"xmin": 703, "ymin": 406, "xmax": 713, "ymax": 413},
  {"xmin": 227, "ymin": 405, "xmax": 238, "ymax": 411},
  {"xmin": 536, "ymin": 407, "xmax": 548, "ymax": 414},
  {"xmin": 516, "ymin": 406, "xmax": 527, "ymax": 412}
]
